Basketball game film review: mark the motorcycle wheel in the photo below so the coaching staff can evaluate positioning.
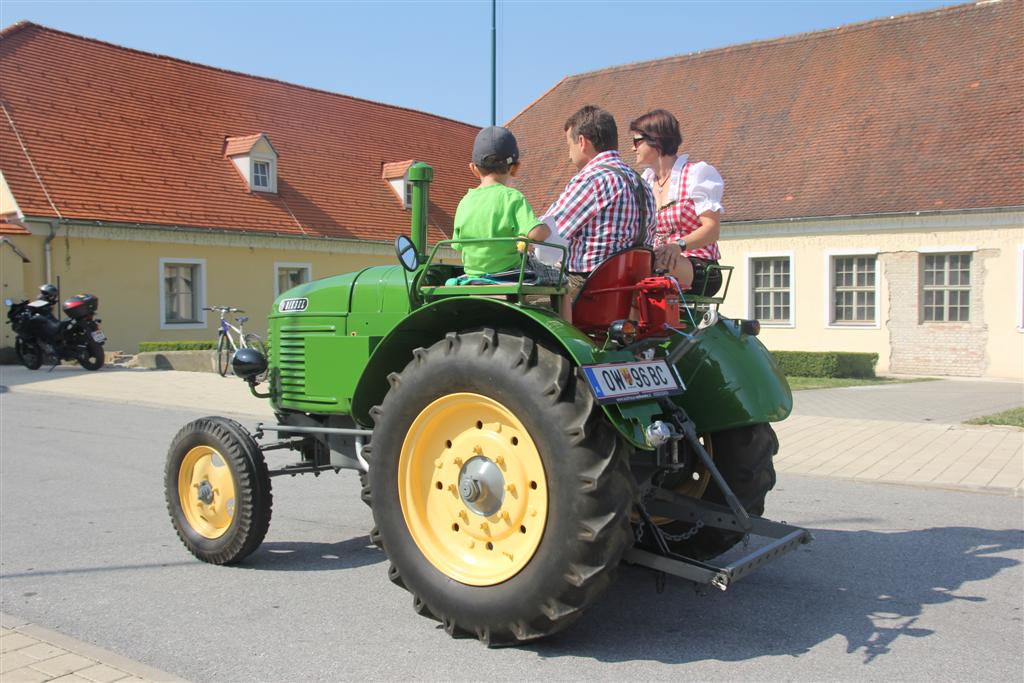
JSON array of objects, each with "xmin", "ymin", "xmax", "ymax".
[
  {"xmin": 15, "ymin": 338, "xmax": 43, "ymax": 370},
  {"xmin": 78, "ymin": 340, "xmax": 105, "ymax": 371}
]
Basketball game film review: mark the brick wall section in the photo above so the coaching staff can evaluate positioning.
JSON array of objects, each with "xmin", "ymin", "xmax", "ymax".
[{"xmin": 885, "ymin": 249, "xmax": 994, "ymax": 376}]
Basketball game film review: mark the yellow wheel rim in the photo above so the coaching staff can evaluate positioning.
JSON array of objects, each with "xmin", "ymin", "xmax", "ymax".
[
  {"xmin": 177, "ymin": 446, "xmax": 237, "ymax": 539},
  {"xmin": 398, "ymin": 393, "xmax": 548, "ymax": 586}
]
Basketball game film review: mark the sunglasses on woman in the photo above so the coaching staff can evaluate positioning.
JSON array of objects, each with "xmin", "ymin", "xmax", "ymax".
[{"xmin": 631, "ymin": 134, "xmax": 654, "ymax": 150}]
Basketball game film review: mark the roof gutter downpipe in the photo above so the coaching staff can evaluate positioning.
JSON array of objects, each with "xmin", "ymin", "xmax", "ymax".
[{"xmin": 43, "ymin": 219, "xmax": 59, "ymax": 284}]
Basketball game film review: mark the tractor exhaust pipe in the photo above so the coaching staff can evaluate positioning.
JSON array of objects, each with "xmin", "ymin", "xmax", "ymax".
[{"xmin": 407, "ymin": 162, "xmax": 433, "ymax": 257}]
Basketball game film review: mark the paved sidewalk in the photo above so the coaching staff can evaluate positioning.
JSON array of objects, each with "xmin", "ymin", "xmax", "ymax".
[
  {"xmin": 1, "ymin": 614, "xmax": 183, "ymax": 683},
  {"xmin": 778, "ymin": 378, "xmax": 1024, "ymax": 494}
]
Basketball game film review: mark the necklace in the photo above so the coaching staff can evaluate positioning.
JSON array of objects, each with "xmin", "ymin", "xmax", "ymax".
[{"xmin": 655, "ymin": 174, "xmax": 670, "ymax": 189}]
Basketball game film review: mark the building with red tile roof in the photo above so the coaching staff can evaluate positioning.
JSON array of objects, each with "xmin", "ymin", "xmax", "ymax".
[
  {"xmin": 507, "ymin": 0, "xmax": 1022, "ymax": 379},
  {"xmin": 0, "ymin": 21, "xmax": 478, "ymax": 243},
  {"xmin": 508, "ymin": 1, "xmax": 1021, "ymax": 221},
  {"xmin": 0, "ymin": 21, "xmax": 479, "ymax": 352}
]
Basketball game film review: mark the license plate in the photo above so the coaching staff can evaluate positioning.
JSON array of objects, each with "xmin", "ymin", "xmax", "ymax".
[
  {"xmin": 90, "ymin": 330, "xmax": 106, "ymax": 343},
  {"xmin": 581, "ymin": 360, "xmax": 683, "ymax": 404}
]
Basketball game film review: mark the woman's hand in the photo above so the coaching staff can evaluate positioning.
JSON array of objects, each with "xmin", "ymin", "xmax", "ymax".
[{"xmin": 654, "ymin": 243, "xmax": 683, "ymax": 273}]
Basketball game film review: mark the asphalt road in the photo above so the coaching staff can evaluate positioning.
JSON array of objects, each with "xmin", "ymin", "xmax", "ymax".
[{"xmin": 1, "ymin": 389, "xmax": 1022, "ymax": 681}]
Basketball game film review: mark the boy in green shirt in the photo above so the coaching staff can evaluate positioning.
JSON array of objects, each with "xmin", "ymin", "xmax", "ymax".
[{"xmin": 453, "ymin": 126, "xmax": 550, "ymax": 277}]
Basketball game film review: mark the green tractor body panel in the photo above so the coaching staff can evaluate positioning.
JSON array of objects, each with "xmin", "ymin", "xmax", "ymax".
[
  {"xmin": 667, "ymin": 321, "xmax": 793, "ymax": 433},
  {"xmin": 268, "ymin": 265, "xmax": 411, "ymax": 414}
]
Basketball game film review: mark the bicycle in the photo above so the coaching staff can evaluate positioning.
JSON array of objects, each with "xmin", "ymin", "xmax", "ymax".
[{"xmin": 203, "ymin": 306, "xmax": 267, "ymax": 377}]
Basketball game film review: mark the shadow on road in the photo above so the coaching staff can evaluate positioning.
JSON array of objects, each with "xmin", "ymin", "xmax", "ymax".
[
  {"xmin": 243, "ymin": 535, "xmax": 383, "ymax": 571},
  {"xmin": 527, "ymin": 525, "xmax": 1022, "ymax": 663}
]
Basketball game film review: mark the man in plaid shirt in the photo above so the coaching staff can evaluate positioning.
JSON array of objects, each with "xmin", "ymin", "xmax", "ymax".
[{"xmin": 538, "ymin": 106, "xmax": 656, "ymax": 320}]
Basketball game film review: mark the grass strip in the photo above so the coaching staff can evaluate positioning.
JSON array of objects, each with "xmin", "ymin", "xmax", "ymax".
[
  {"xmin": 966, "ymin": 407, "xmax": 1024, "ymax": 428},
  {"xmin": 787, "ymin": 376, "xmax": 936, "ymax": 391}
]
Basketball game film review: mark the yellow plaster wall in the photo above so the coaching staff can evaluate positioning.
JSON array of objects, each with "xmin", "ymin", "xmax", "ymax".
[
  {"xmin": 718, "ymin": 225, "xmax": 1023, "ymax": 380},
  {"xmin": 0, "ymin": 240, "xmax": 29, "ymax": 349},
  {"xmin": 42, "ymin": 233, "xmax": 392, "ymax": 353},
  {"xmin": 983, "ymin": 238, "xmax": 1024, "ymax": 379}
]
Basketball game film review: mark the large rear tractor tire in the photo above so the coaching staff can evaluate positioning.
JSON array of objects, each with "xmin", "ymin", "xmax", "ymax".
[
  {"xmin": 367, "ymin": 329, "xmax": 635, "ymax": 646},
  {"xmin": 165, "ymin": 417, "xmax": 273, "ymax": 564},
  {"xmin": 652, "ymin": 423, "xmax": 778, "ymax": 560}
]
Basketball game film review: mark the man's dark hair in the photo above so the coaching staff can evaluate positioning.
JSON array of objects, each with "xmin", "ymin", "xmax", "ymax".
[
  {"xmin": 629, "ymin": 109, "xmax": 682, "ymax": 156},
  {"xmin": 564, "ymin": 105, "xmax": 618, "ymax": 153},
  {"xmin": 475, "ymin": 157, "xmax": 513, "ymax": 175}
]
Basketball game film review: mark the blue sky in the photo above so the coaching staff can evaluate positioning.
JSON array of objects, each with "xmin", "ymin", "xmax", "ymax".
[{"xmin": 2, "ymin": 0, "xmax": 955, "ymax": 126}]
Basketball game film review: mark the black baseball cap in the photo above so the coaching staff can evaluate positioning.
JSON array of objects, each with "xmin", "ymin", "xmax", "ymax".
[{"xmin": 472, "ymin": 126, "xmax": 519, "ymax": 167}]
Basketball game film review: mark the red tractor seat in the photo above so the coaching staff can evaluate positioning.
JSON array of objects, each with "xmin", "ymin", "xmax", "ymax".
[{"xmin": 572, "ymin": 248, "xmax": 654, "ymax": 336}]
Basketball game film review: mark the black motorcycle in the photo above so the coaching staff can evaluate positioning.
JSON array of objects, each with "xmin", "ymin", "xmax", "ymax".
[{"xmin": 5, "ymin": 284, "xmax": 107, "ymax": 371}]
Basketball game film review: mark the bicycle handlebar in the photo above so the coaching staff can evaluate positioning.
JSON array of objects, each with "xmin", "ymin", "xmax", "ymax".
[{"xmin": 202, "ymin": 306, "xmax": 244, "ymax": 313}]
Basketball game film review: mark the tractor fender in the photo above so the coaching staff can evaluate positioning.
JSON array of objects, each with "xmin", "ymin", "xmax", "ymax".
[
  {"xmin": 668, "ymin": 319, "xmax": 793, "ymax": 433},
  {"xmin": 350, "ymin": 297, "xmax": 652, "ymax": 446}
]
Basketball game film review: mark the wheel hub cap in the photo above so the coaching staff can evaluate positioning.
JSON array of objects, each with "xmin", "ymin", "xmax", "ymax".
[
  {"xmin": 458, "ymin": 456, "xmax": 505, "ymax": 517},
  {"xmin": 196, "ymin": 480, "xmax": 214, "ymax": 505}
]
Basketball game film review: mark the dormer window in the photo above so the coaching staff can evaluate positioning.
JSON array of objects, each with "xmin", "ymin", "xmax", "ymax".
[
  {"xmin": 225, "ymin": 133, "xmax": 278, "ymax": 193},
  {"xmin": 382, "ymin": 159, "xmax": 416, "ymax": 210},
  {"xmin": 253, "ymin": 160, "xmax": 271, "ymax": 189}
]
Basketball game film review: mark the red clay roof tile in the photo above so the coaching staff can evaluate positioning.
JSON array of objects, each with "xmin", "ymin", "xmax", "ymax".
[
  {"xmin": 0, "ymin": 221, "xmax": 30, "ymax": 235},
  {"xmin": 0, "ymin": 22, "xmax": 480, "ymax": 244},
  {"xmin": 507, "ymin": 1, "xmax": 1024, "ymax": 222},
  {"xmin": 381, "ymin": 160, "xmax": 415, "ymax": 179},
  {"xmin": 224, "ymin": 133, "xmax": 270, "ymax": 157}
]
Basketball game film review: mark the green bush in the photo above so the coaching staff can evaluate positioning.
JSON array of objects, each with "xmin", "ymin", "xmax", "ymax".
[
  {"xmin": 138, "ymin": 341, "xmax": 216, "ymax": 352},
  {"xmin": 771, "ymin": 351, "xmax": 877, "ymax": 378}
]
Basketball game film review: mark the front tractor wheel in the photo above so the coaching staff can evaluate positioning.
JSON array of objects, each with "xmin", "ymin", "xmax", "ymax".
[
  {"xmin": 368, "ymin": 330, "xmax": 635, "ymax": 646},
  {"xmin": 165, "ymin": 417, "xmax": 272, "ymax": 564}
]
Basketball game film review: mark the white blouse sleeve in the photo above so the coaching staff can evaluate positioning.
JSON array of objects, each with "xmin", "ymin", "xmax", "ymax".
[
  {"xmin": 686, "ymin": 162, "xmax": 725, "ymax": 216},
  {"xmin": 640, "ymin": 167, "xmax": 655, "ymax": 187}
]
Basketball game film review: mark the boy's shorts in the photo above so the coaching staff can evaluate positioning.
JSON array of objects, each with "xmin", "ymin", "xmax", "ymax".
[{"xmin": 523, "ymin": 271, "xmax": 587, "ymax": 309}]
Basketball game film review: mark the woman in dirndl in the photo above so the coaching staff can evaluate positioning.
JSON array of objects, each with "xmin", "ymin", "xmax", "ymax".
[{"xmin": 630, "ymin": 109, "xmax": 724, "ymax": 296}]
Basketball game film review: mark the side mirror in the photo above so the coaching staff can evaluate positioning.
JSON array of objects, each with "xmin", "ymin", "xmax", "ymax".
[
  {"xmin": 232, "ymin": 347, "xmax": 267, "ymax": 382},
  {"xmin": 395, "ymin": 235, "xmax": 421, "ymax": 272}
]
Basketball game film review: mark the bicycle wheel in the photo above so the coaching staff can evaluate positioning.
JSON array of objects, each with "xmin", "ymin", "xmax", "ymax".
[
  {"xmin": 242, "ymin": 333, "xmax": 268, "ymax": 381},
  {"xmin": 216, "ymin": 333, "xmax": 231, "ymax": 377}
]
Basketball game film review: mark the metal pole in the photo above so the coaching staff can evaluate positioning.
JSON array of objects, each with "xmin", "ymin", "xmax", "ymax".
[{"xmin": 491, "ymin": 0, "xmax": 496, "ymax": 126}]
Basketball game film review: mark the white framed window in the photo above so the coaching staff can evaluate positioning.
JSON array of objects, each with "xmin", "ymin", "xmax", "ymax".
[
  {"xmin": 253, "ymin": 161, "xmax": 270, "ymax": 189},
  {"xmin": 404, "ymin": 180, "xmax": 414, "ymax": 209},
  {"xmin": 275, "ymin": 262, "xmax": 312, "ymax": 297},
  {"xmin": 159, "ymin": 257, "xmax": 206, "ymax": 330},
  {"xmin": 826, "ymin": 251, "xmax": 879, "ymax": 327},
  {"xmin": 921, "ymin": 252, "xmax": 971, "ymax": 322},
  {"xmin": 250, "ymin": 156, "xmax": 276, "ymax": 193},
  {"xmin": 748, "ymin": 253, "xmax": 794, "ymax": 326}
]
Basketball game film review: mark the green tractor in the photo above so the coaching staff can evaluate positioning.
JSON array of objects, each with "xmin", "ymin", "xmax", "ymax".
[{"xmin": 165, "ymin": 163, "xmax": 810, "ymax": 645}]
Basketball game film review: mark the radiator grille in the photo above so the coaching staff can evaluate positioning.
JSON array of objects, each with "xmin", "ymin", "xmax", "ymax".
[{"xmin": 275, "ymin": 324, "xmax": 335, "ymax": 400}]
